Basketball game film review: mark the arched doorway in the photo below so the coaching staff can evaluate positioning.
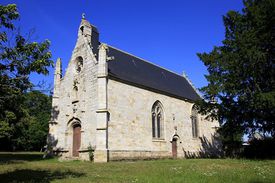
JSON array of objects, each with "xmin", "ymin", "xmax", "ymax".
[{"xmin": 72, "ymin": 123, "xmax": 81, "ymax": 157}]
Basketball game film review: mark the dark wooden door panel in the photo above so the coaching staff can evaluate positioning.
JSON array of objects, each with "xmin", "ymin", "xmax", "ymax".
[
  {"xmin": 172, "ymin": 140, "xmax": 177, "ymax": 158},
  {"xmin": 73, "ymin": 125, "xmax": 81, "ymax": 157}
]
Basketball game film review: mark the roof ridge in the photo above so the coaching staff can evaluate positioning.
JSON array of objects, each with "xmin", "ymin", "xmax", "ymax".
[{"xmin": 106, "ymin": 44, "xmax": 188, "ymax": 79}]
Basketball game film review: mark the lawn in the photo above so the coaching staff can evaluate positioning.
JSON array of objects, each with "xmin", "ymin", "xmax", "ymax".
[{"xmin": 0, "ymin": 152, "xmax": 274, "ymax": 183}]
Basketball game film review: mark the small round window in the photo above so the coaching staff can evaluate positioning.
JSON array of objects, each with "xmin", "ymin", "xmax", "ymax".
[{"xmin": 75, "ymin": 56, "xmax": 83, "ymax": 73}]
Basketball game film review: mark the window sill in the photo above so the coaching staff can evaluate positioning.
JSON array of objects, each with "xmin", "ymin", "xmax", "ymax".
[
  {"xmin": 192, "ymin": 137, "xmax": 200, "ymax": 140},
  {"xmin": 152, "ymin": 138, "xmax": 166, "ymax": 142}
]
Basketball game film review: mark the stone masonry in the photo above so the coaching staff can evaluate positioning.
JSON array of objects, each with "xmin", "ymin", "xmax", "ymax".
[{"xmin": 48, "ymin": 17, "xmax": 221, "ymax": 162}]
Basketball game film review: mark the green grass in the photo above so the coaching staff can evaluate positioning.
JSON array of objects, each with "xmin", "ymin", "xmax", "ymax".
[{"xmin": 0, "ymin": 152, "xmax": 274, "ymax": 183}]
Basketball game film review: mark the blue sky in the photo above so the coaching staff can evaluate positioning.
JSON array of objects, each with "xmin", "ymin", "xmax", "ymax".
[{"xmin": 2, "ymin": 0, "xmax": 244, "ymax": 92}]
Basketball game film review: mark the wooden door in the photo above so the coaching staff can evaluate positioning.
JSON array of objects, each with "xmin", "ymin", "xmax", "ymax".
[
  {"xmin": 72, "ymin": 124, "xmax": 81, "ymax": 157},
  {"xmin": 172, "ymin": 139, "xmax": 177, "ymax": 158}
]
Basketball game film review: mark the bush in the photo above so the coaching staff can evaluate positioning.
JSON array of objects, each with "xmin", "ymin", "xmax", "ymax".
[
  {"xmin": 243, "ymin": 138, "xmax": 275, "ymax": 159},
  {"xmin": 87, "ymin": 145, "xmax": 95, "ymax": 161}
]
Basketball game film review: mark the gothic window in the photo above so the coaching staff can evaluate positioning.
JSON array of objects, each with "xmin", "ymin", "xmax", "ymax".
[
  {"xmin": 75, "ymin": 56, "xmax": 83, "ymax": 73},
  {"xmin": 152, "ymin": 101, "xmax": 164, "ymax": 139},
  {"xmin": 191, "ymin": 105, "xmax": 198, "ymax": 138}
]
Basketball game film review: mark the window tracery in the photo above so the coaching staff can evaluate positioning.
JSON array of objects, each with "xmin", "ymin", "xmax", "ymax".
[{"xmin": 152, "ymin": 101, "xmax": 164, "ymax": 139}]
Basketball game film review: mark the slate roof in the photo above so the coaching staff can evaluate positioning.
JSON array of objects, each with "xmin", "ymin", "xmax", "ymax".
[{"xmin": 107, "ymin": 45, "xmax": 201, "ymax": 101}]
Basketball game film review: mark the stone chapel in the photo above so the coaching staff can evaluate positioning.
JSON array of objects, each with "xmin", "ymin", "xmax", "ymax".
[{"xmin": 48, "ymin": 17, "xmax": 221, "ymax": 162}]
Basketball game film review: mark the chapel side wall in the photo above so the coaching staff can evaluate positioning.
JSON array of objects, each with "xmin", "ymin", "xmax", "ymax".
[
  {"xmin": 107, "ymin": 79, "xmax": 219, "ymax": 160},
  {"xmin": 50, "ymin": 35, "xmax": 98, "ymax": 159}
]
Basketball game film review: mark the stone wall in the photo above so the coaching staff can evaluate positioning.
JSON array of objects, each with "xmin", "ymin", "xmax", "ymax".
[{"xmin": 107, "ymin": 78, "xmax": 220, "ymax": 160}]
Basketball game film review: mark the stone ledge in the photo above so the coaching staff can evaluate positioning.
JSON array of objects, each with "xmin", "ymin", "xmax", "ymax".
[
  {"xmin": 96, "ymin": 127, "xmax": 107, "ymax": 130},
  {"xmin": 78, "ymin": 148, "xmax": 91, "ymax": 152},
  {"xmin": 152, "ymin": 138, "xmax": 166, "ymax": 143},
  {"xmin": 53, "ymin": 149, "xmax": 69, "ymax": 153},
  {"xmin": 96, "ymin": 109, "xmax": 109, "ymax": 113},
  {"xmin": 97, "ymin": 74, "xmax": 107, "ymax": 78},
  {"xmin": 108, "ymin": 150, "xmax": 171, "ymax": 161},
  {"xmin": 49, "ymin": 121, "xmax": 58, "ymax": 125},
  {"xmin": 72, "ymin": 100, "xmax": 79, "ymax": 104}
]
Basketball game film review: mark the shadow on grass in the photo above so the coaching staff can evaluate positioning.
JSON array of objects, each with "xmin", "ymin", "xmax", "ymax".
[
  {"xmin": 0, "ymin": 152, "xmax": 46, "ymax": 164},
  {"xmin": 0, "ymin": 169, "xmax": 85, "ymax": 182}
]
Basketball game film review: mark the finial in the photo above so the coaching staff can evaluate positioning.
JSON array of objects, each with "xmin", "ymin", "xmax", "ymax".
[
  {"xmin": 82, "ymin": 13, "xmax": 85, "ymax": 19},
  {"xmin": 182, "ymin": 71, "xmax": 187, "ymax": 78},
  {"xmin": 98, "ymin": 43, "xmax": 108, "ymax": 50}
]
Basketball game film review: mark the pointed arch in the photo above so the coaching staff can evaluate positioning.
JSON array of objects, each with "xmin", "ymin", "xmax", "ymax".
[
  {"xmin": 151, "ymin": 101, "xmax": 164, "ymax": 139},
  {"xmin": 67, "ymin": 117, "xmax": 82, "ymax": 157},
  {"xmin": 67, "ymin": 117, "xmax": 81, "ymax": 127}
]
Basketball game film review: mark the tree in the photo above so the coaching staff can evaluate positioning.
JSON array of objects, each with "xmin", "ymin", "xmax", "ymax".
[
  {"xmin": 196, "ymin": 0, "xmax": 275, "ymax": 156},
  {"xmin": 0, "ymin": 4, "xmax": 53, "ymax": 144},
  {"xmin": 12, "ymin": 91, "xmax": 52, "ymax": 151}
]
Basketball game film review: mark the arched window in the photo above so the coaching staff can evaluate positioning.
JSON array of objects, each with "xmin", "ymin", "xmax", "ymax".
[
  {"xmin": 80, "ymin": 26, "xmax": 84, "ymax": 35},
  {"xmin": 75, "ymin": 56, "xmax": 83, "ymax": 73},
  {"xmin": 152, "ymin": 101, "xmax": 164, "ymax": 139},
  {"xmin": 191, "ymin": 106, "xmax": 198, "ymax": 138}
]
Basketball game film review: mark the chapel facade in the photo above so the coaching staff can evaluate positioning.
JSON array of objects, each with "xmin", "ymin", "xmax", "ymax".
[{"xmin": 48, "ymin": 17, "xmax": 221, "ymax": 162}]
